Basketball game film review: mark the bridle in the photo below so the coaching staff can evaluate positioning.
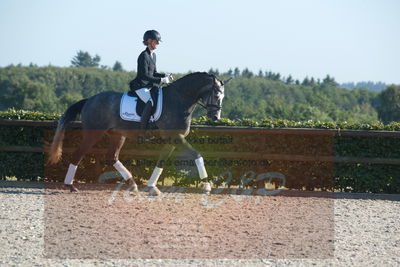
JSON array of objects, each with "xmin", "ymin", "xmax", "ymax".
[{"xmin": 197, "ymin": 78, "xmax": 223, "ymax": 111}]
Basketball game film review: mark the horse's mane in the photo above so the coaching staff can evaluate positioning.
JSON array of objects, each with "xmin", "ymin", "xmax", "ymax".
[
  {"xmin": 165, "ymin": 72, "xmax": 212, "ymax": 90},
  {"xmin": 181, "ymin": 71, "xmax": 209, "ymax": 78}
]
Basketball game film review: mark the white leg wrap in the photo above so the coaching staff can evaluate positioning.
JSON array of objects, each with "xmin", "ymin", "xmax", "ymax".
[
  {"xmin": 195, "ymin": 157, "xmax": 208, "ymax": 179},
  {"xmin": 147, "ymin": 167, "xmax": 163, "ymax": 187},
  {"xmin": 64, "ymin": 164, "xmax": 77, "ymax": 185},
  {"xmin": 113, "ymin": 160, "xmax": 132, "ymax": 181}
]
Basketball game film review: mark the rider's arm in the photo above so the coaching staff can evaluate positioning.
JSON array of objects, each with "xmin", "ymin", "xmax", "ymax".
[{"xmin": 154, "ymin": 71, "xmax": 165, "ymax": 78}]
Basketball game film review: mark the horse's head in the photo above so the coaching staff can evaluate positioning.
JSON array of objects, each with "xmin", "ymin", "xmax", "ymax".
[
  {"xmin": 201, "ymin": 75, "xmax": 231, "ymax": 121},
  {"xmin": 172, "ymin": 72, "xmax": 231, "ymax": 121}
]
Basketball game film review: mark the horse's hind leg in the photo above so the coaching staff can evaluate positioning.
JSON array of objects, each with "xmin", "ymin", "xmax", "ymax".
[
  {"xmin": 106, "ymin": 132, "xmax": 138, "ymax": 192},
  {"xmin": 64, "ymin": 130, "xmax": 105, "ymax": 192}
]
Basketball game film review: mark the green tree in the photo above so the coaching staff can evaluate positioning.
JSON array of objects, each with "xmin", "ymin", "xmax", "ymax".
[
  {"xmin": 208, "ymin": 68, "xmax": 219, "ymax": 76},
  {"xmin": 377, "ymin": 85, "xmax": 400, "ymax": 123},
  {"xmin": 112, "ymin": 61, "xmax": 124, "ymax": 72},
  {"xmin": 322, "ymin": 75, "xmax": 338, "ymax": 87},
  {"xmin": 286, "ymin": 75, "xmax": 293, "ymax": 84},
  {"xmin": 233, "ymin": 67, "xmax": 240, "ymax": 78},
  {"xmin": 71, "ymin": 50, "xmax": 101, "ymax": 67},
  {"xmin": 302, "ymin": 77, "xmax": 310, "ymax": 86},
  {"xmin": 272, "ymin": 73, "xmax": 281, "ymax": 81},
  {"xmin": 0, "ymin": 65, "xmax": 133, "ymax": 113},
  {"xmin": 309, "ymin": 77, "xmax": 316, "ymax": 86},
  {"xmin": 241, "ymin": 68, "xmax": 253, "ymax": 78}
]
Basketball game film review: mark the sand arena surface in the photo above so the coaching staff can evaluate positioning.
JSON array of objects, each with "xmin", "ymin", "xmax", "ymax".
[
  {"xmin": 1, "ymin": 181, "xmax": 399, "ymax": 266},
  {"xmin": 44, "ymin": 184, "xmax": 334, "ymax": 259}
]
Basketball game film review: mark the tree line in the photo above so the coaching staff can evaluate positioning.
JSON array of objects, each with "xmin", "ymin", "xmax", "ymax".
[
  {"xmin": 209, "ymin": 67, "xmax": 338, "ymax": 88},
  {"xmin": 70, "ymin": 50, "xmax": 124, "ymax": 72},
  {"xmin": 340, "ymin": 81, "xmax": 387, "ymax": 91},
  {"xmin": 1, "ymin": 60, "xmax": 399, "ymax": 124}
]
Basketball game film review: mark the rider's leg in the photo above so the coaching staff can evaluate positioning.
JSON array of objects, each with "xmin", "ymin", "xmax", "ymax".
[
  {"xmin": 135, "ymin": 87, "xmax": 152, "ymax": 103},
  {"xmin": 135, "ymin": 88, "xmax": 154, "ymax": 139},
  {"xmin": 140, "ymin": 101, "xmax": 153, "ymax": 131}
]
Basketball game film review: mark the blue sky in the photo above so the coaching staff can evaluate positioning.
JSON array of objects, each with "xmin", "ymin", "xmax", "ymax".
[{"xmin": 0, "ymin": 0, "xmax": 399, "ymax": 84}]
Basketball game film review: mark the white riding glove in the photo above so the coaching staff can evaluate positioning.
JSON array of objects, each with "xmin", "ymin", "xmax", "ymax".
[{"xmin": 161, "ymin": 74, "xmax": 173, "ymax": 84}]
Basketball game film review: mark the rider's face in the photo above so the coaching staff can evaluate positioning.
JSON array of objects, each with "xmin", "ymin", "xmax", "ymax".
[{"xmin": 148, "ymin": 39, "xmax": 159, "ymax": 51}]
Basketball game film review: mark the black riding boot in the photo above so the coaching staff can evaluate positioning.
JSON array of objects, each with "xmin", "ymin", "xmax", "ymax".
[{"xmin": 139, "ymin": 101, "xmax": 153, "ymax": 140}]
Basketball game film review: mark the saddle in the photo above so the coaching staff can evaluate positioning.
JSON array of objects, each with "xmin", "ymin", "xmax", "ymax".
[{"xmin": 120, "ymin": 87, "xmax": 163, "ymax": 122}]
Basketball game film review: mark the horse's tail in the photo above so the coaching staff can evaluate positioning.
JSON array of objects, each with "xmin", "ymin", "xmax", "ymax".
[{"xmin": 47, "ymin": 99, "xmax": 88, "ymax": 164}]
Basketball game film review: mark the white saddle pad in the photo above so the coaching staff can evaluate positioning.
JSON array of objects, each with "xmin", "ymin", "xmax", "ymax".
[{"xmin": 120, "ymin": 88, "xmax": 163, "ymax": 122}]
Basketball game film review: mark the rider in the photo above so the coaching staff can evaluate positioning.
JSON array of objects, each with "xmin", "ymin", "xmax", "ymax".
[{"xmin": 129, "ymin": 30, "xmax": 173, "ymax": 137}]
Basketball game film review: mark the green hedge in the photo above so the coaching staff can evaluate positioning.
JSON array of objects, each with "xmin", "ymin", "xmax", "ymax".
[
  {"xmin": 192, "ymin": 116, "xmax": 400, "ymax": 131},
  {"xmin": 0, "ymin": 108, "xmax": 60, "ymax": 121},
  {"xmin": 1, "ymin": 109, "xmax": 399, "ymax": 193},
  {"xmin": 1, "ymin": 108, "xmax": 400, "ymax": 130}
]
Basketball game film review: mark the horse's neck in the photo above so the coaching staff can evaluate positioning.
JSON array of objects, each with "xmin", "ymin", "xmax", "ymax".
[{"xmin": 172, "ymin": 76, "xmax": 208, "ymax": 108}]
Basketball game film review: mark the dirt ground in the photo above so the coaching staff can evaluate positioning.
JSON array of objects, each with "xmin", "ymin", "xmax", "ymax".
[{"xmin": 43, "ymin": 183, "xmax": 334, "ymax": 260}]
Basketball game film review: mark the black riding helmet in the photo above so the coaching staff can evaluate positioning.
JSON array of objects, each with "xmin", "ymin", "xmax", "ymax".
[{"xmin": 143, "ymin": 30, "xmax": 162, "ymax": 43}]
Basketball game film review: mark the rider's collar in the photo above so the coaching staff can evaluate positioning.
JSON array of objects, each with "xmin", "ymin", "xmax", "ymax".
[{"xmin": 146, "ymin": 47, "xmax": 155, "ymax": 55}]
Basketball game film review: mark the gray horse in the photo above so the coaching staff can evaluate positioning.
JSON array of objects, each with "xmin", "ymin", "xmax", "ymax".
[{"xmin": 48, "ymin": 72, "xmax": 228, "ymax": 195}]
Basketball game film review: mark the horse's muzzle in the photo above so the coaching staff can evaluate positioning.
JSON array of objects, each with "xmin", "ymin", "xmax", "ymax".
[{"xmin": 208, "ymin": 110, "xmax": 221, "ymax": 121}]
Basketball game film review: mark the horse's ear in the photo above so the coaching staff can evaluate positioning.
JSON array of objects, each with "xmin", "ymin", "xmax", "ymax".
[{"xmin": 222, "ymin": 77, "xmax": 233, "ymax": 85}]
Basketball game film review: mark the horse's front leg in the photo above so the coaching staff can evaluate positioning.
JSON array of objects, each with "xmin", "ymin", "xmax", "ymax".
[
  {"xmin": 174, "ymin": 134, "xmax": 212, "ymax": 195},
  {"xmin": 146, "ymin": 144, "xmax": 175, "ymax": 196}
]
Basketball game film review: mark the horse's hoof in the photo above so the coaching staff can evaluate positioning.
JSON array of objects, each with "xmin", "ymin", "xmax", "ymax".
[
  {"xmin": 125, "ymin": 178, "xmax": 139, "ymax": 193},
  {"xmin": 148, "ymin": 187, "xmax": 161, "ymax": 196},
  {"xmin": 121, "ymin": 178, "xmax": 138, "ymax": 193},
  {"xmin": 201, "ymin": 182, "xmax": 211, "ymax": 195},
  {"xmin": 65, "ymin": 184, "xmax": 79, "ymax": 193},
  {"xmin": 128, "ymin": 184, "xmax": 139, "ymax": 193},
  {"xmin": 130, "ymin": 184, "xmax": 139, "ymax": 193}
]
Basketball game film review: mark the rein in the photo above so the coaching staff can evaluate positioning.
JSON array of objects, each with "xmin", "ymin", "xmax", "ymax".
[{"xmin": 197, "ymin": 100, "xmax": 207, "ymax": 110}]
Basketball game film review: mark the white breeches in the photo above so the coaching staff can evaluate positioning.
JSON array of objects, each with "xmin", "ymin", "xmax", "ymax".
[{"xmin": 136, "ymin": 88, "xmax": 153, "ymax": 105}]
